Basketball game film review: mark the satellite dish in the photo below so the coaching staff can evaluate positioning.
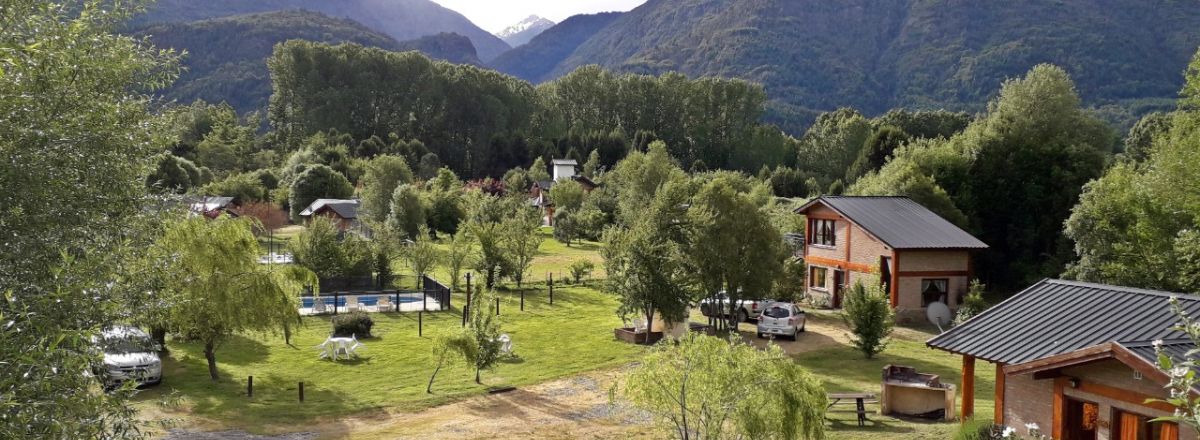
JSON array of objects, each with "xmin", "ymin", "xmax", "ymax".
[{"xmin": 927, "ymin": 301, "xmax": 953, "ymax": 332}]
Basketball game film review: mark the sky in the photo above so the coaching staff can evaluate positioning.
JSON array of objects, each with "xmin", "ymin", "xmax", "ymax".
[{"xmin": 430, "ymin": 0, "xmax": 646, "ymax": 33}]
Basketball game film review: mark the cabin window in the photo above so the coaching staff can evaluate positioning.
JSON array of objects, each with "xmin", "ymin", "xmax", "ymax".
[
  {"xmin": 810, "ymin": 266, "xmax": 828, "ymax": 290},
  {"xmin": 810, "ymin": 219, "xmax": 836, "ymax": 247},
  {"xmin": 921, "ymin": 279, "xmax": 949, "ymax": 306}
]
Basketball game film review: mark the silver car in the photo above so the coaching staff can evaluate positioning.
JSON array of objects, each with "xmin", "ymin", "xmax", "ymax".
[
  {"xmin": 94, "ymin": 326, "xmax": 162, "ymax": 389},
  {"xmin": 756, "ymin": 302, "xmax": 806, "ymax": 340}
]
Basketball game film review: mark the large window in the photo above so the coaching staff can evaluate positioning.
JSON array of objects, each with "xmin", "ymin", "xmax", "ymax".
[
  {"xmin": 921, "ymin": 279, "xmax": 949, "ymax": 306},
  {"xmin": 810, "ymin": 219, "xmax": 836, "ymax": 247},
  {"xmin": 810, "ymin": 266, "xmax": 828, "ymax": 290}
]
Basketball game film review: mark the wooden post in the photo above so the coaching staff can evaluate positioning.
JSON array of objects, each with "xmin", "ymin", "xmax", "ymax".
[
  {"xmin": 466, "ymin": 273, "xmax": 473, "ymax": 310},
  {"xmin": 520, "ymin": 289, "xmax": 525, "ymax": 311},
  {"xmin": 423, "ymin": 289, "xmax": 428, "ymax": 311},
  {"xmin": 462, "ymin": 304, "xmax": 468, "ymax": 327},
  {"xmin": 394, "ymin": 290, "xmax": 400, "ymax": 312},
  {"xmin": 994, "ymin": 363, "xmax": 1006, "ymax": 425},
  {"xmin": 298, "ymin": 381, "xmax": 305, "ymax": 402},
  {"xmin": 549, "ymin": 273, "xmax": 554, "ymax": 305},
  {"xmin": 333, "ymin": 291, "xmax": 339, "ymax": 315},
  {"xmin": 961, "ymin": 355, "xmax": 975, "ymax": 421},
  {"xmin": 247, "ymin": 376, "xmax": 253, "ymax": 398},
  {"xmin": 419, "ymin": 311, "xmax": 423, "ymax": 337},
  {"xmin": 495, "ymin": 297, "xmax": 500, "ymax": 316}
]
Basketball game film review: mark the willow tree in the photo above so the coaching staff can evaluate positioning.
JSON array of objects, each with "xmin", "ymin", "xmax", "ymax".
[
  {"xmin": 624, "ymin": 334, "xmax": 827, "ymax": 440},
  {"xmin": 159, "ymin": 217, "xmax": 316, "ymax": 380}
]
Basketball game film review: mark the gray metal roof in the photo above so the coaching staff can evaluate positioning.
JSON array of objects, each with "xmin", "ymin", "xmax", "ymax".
[
  {"xmin": 552, "ymin": 159, "xmax": 578, "ymax": 166},
  {"xmin": 797, "ymin": 196, "xmax": 987, "ymax": 249},
  {"xmin": 300, "ymin": 199, "xmax": 358, "ymax": 218},
  {"xmin": 927, "ymin": 279, "xmax": 1200, "ymax": 364}
]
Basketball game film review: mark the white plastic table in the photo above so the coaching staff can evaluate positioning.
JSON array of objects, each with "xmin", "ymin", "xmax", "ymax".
[{"xmin": 316, "ymin": 336, "xmax": 362, "ymax": 360}]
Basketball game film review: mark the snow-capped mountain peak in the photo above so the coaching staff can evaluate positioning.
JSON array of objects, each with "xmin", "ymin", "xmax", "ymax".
[{"xmin": 496, "ymin": 15, "xmax": 555, "ymax": 47}]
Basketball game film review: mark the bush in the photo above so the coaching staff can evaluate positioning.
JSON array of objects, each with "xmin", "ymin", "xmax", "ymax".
[
  {"xmin": 568, "ymin": 259, "xmax": 595, "ymax": 284},
  {"xmin": 954, "ymin": 279, "xmax": 989, "ymax": 325},
  {"xmin": 954, "ymin": 419, "xmax": 996, "ymax": 440},
  {"xmin": 841, "ymin": 281, "xmax": 894, "ymax": 358},
  {"xmin": 331, "ymin": 311, "xmax": 374, "ymax": 338}
]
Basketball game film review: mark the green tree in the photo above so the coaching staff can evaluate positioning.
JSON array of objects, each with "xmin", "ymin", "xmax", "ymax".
[
  {"xmin": 290, "ymin": 216, "xmax": 348, "ymax": 279},
  {"xmin": 288, "ymin": 164, "xmax": 354, "ymax": 219},
  {"xmin": 528, "ymin": 156, "xmax": 551, "ymax": 182},
  {"xmin": 464, "ymin": 289, "xmax": 504, "ymax": 384},
  {"xmin": 582, "ymin": 149, "xmax": 601, "ymax": 178},
  {"xmin": 464, "ymin": 194, "xmax": 517, "ymax": 289},
  {"xmin": 549, "ymin": 178, "xmax": 585, "ymax": 212},
  {"xmin": 503, "ymin": 205, "xmax": 543, "ymax": 288},
  {"xmin": 1122, "ymin": 111, "xmax": 1172, "ymax": 163},
  {"xmin": 796, "ymin": 108, "xmax": 872, "ymax": 181},
  {"xmin": 602, "ymin": 191, "xmax": 694, "ymax": 340},
  {"xmin": 1065, "ymin": 52, "xmax": 1200, "ymax": 291},
  {"xmin": 841, "ymin": 282, "xmax": 894, "ymax": 359},
  {"xmin": 404, "ymin": 225, "xmax": 441, "ymax": 289},
  {"xmin": 426, "ymin": 328, "xmax": 475, "ymax": 393},
  {"xmin": 147, "ymin": 153, "xmax": 203, "ymax": 193},
  {"xmin": 605, "ymin": 140, "xmax": 687, "ymax": 225},
  {"xmin": 159, "ymin": 217, "xmax": 316, "ymax": 380},
  {"xmin": 568, "ymin": 259, "xmax": 595, "ymax": 284},
  {"xmin": 0, "ymin": 1, "xmax": 180, "ymax": 436},
  {"xmin": 360, "ymin": 155, "xmax": 414, "ymax": 224},
  {"xmin": 385, "ymin": 184, "xmax": 427, "ymax": 240},
  {"xmin": 845, "ymin": 125, "xmax": 909, "ymax": 182},
  {"xmin": 202, "ymin": 172, "xmax": 268, "ymax": 203},
  {"xmin": 444, "ymin": 228, "xmax": 476, "ymax": 291},
  {"xmin": 687, "ymin": 173, "xmax": 785, "ymax": 330},
  {"xmin": 624, "ymin": 334, "xmax": 827, "ymax": 440}
]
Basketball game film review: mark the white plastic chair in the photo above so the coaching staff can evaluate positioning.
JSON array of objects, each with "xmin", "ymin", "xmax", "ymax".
[{"xmin": 498, "ymin": 334, "xmax": 513, "ymax": 355}]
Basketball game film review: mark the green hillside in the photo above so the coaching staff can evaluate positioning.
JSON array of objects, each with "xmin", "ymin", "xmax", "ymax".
[
  {"xmin": 136, "ymin": 0, "xmax": 511, "ymax": 61},
  {"xmin": 138, "ymin": 10, "xmax": 479, "ymax": 114},
  {"xmin": 489, "ymin": 12, "xmax": 624, "ymax": 83},
  {"xmin": 536, "ymin": 0, "xmax": 1200, "ymax": 133}
]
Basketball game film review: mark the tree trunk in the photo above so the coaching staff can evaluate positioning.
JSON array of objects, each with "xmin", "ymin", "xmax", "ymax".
[
  {"xmin": 203, "ymin": 340, "xmax": 219, "ymax": 381},
  {"xmin": 427, "ymin": 362, "xmax": 443, "ymax": 394},
  {"xmin": 150, "ymin": 327, "xmax": 168, "ymax": 355},
  {"xmin": 486, "ymin": 267, "xmax": 496, "ymax": 289},
  {"xmin": 475, "ymin": 369, "xmax": 481, "ymax": 384}
]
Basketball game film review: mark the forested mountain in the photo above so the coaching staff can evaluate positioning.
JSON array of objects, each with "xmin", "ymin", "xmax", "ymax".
[
  {"xmin": 136, "ymin": 0, "xmax": 511, "ymax": 61},
  {"xmin": 496, "ymin": 15, "xmax": 556, "ymax": 48},
  {"xmin": 138, "ymin": 11, "xmax": 479, "ymax": 114},
  {"xmin": 511, "ymin": 0, "xmax": 1200, "ymax": 134},
  {"xmin": 395, "ymin": 33, "xmax": 482, "ymax": 66},
  {"xmin": 489, "ymin": 12, "xmax": 624, "ymax": 83}
]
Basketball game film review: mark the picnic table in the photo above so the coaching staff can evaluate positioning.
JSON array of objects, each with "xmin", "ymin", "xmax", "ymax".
[
  {"xmin": 316, "ymin": 336, "xmax": 363, "ymax": 361},
  {"xmin": 827, "ymin": 392, "xmax": 877, "ymax": 427}
]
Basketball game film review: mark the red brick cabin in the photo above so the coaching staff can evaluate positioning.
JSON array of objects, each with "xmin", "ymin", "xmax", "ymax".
[
  {"xmin": 794, "ymin": 196, "xmax": 987, "ymax": 321},
  {"xmin": 928, "ymin": 279, "xmax": 1197, "ymax": 440}
]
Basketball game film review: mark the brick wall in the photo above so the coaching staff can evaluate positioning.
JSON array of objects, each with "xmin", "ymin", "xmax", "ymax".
[{"xmin": 1002, "ymin": 360, "xmax": 1196, "ymax": 440}]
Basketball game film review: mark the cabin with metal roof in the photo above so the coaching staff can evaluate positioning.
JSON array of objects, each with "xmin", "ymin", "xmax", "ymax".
[
  {"xmin": 928, "ymin": 279, "xmax": 1195, "ymax": 439},
  {"xmin": 794, "ymin": 196, "xmax": 987, "ymax": 321},
  {"xmin": 299, "ymin": 199, "xmax": 360, "ymax": 232}
]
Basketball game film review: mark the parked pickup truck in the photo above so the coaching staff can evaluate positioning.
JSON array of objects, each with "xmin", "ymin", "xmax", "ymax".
[{"xmin": 698, "ymin": 291, "xmax": 769, "ymax": 323}]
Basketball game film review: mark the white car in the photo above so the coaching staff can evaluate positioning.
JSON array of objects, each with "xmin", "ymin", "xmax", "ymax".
[
  {"xmin": 93, "ymin": 325, "xmax": 162, "ymax": 390},
  {"xmin": 756, "ymin": 302, "xmax": 806, "ymax": 340},
  {"xmin": 699, "ymin": 291, "xmax": 768, "ymax": 323}
]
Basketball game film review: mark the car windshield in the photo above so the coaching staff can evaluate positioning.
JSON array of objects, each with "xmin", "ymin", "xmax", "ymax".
[
  {"xmin": 763, "ymin": 306, "xmax": 790, "ymax": 318},
  {"xmin": 100, "ymin": 335, "xmax": 154, "ymax": 354}
]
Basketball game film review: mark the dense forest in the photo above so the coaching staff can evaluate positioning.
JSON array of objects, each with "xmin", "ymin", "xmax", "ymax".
[
  {"xmin": 136, "ymin": 10, "xmax": 481, "ymax": 115},
  {"xmin": 134, "ymin": 0, "xmax": 511, "ymax": 60}
]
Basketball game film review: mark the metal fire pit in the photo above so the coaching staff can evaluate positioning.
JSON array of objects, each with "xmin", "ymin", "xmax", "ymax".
[{"xmin": 880, "ymin": 365, "xmax": 957, "ymax": 421}]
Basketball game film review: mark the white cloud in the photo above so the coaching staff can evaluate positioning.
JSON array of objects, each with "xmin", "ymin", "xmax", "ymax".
[{"xmin": 430, "ymin": 0, "xmax": 646, "ymax": 33}]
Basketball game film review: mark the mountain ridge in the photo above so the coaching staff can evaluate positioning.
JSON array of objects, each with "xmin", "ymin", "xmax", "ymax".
[{"xmin": 136, "ymin": 0, "xmax": 511, "ymax": 61}]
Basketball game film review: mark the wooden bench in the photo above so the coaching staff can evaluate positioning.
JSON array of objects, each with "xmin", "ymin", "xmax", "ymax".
[{"xmin": 827, "ymin": 392, "xmax": 877, "ymax": 427}]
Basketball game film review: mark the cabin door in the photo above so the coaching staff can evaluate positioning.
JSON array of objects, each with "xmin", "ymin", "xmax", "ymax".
[
  {"xmin": 832, "ymin": 270, "xmax": 845, "ymax": 308},
  {"xmin": 1063, "ymin": 398, "xmax": 1098, "ymax": 440}
]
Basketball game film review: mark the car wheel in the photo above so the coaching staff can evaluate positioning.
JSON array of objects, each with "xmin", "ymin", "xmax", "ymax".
[{"xmin": 737, "ymin": 309, "xmax": 749, "ymax": 323}]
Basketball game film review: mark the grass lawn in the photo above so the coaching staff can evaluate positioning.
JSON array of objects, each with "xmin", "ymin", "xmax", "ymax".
[
  {"xmin": 136, "ymin": 284, "xmax": 642, "ymax": 433},
  {"xmin": 142, "ymin": 225, "xmax": 992, "ymax": 439}
]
